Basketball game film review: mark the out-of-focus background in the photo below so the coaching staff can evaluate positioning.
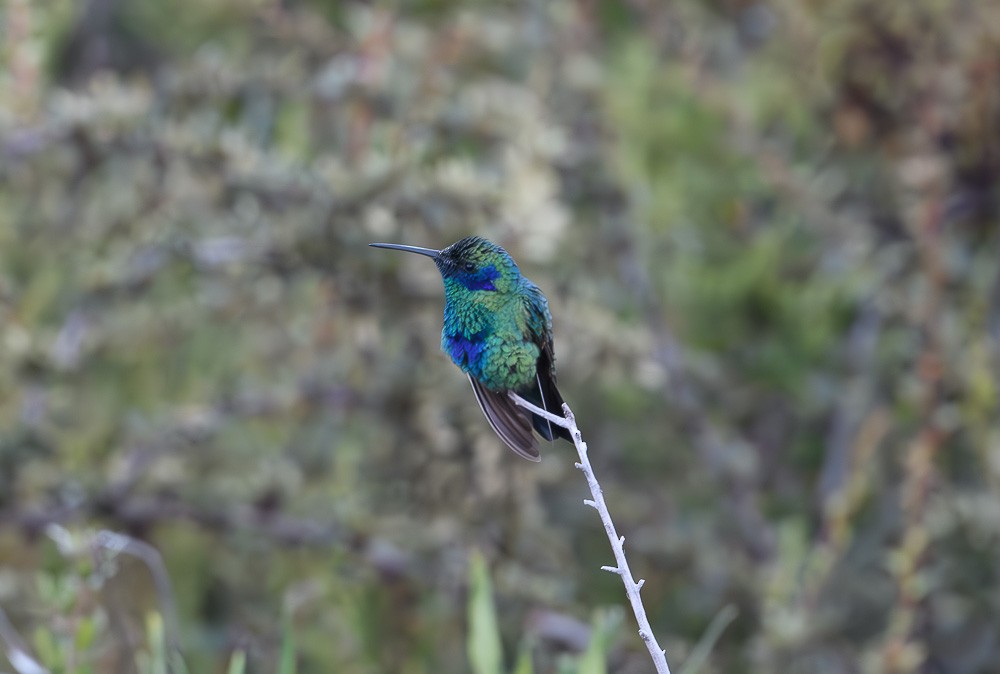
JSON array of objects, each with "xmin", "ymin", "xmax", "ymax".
[{"xmin": 2, "ymin": 0, "xmax": 999, "ymax": 672}]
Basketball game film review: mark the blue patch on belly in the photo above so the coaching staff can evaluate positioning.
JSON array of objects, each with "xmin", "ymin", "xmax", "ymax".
[{"xmin": 443, "ymin": 330, "xmax": 489, "ymax": 371}]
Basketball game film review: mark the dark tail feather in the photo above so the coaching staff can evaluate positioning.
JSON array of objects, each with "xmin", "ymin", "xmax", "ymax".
[
  {"xmin": 521, "ymin": 370, "xmax": 572, "ymax": 443},
  {"xmin": 536, "ymin": 374, "xmax": 555, "ymax": 441}
]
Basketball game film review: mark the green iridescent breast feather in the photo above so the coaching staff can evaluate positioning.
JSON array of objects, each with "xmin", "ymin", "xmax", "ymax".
[{"xmin": 441, "ymin": 274, "xmax": 545, "ymax": 391}]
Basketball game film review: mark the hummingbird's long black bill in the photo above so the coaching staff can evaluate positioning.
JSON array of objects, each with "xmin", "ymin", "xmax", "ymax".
[{"xmin": 369, "ymin": 243, "xmax": 440, "ymax": 259}]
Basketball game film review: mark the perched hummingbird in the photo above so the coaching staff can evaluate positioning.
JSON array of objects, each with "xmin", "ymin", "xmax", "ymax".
[{"xmin": 370, "ymin": 236, "xmax": 571, "ymax": 461}]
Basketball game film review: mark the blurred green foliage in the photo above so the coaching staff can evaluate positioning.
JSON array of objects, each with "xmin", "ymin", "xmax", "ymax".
[{"xmin": 2, "ymin": 0, "xmax": 1000, "ymax": 672}]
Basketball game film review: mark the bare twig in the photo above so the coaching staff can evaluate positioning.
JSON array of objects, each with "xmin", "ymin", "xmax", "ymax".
[{"xmin": 509, "ymin": 393, "xmax": 672, "ymax": 674}]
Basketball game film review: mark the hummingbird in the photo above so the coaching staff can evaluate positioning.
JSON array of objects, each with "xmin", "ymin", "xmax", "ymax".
[{"xmin": 370, "ymin": 236, "xmax": 571, "ymax": 461}]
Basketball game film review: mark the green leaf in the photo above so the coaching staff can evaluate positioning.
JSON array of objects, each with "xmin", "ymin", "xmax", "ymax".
[
  {"xmin": 576, "ymin": 608, "xmax": 624, "ymax": 674},
  {"xmin": 75, "ymin": 616, "xmax": 97, "ymax": 652},
  {"xmin": 467, "ymin": 550, "xmax": 504, "ymax": 674},
  {"xmin": 678, "ymin": 604, "xmax": 738, "ymax": 674},
  {"xmin": 227, "ymin": 650, "xmax": 246, "ymax": 674},
  {"xmin": 278, "ymin": 611, "xmax": 297, "ymax": 674},
  {"xmin": 555, "ymin": 655, "xmax": 577, "ymax": 674},
  {"xmin": 145, "ymin": 612, "xmax": 167, "ymax": 674},
  {"xmin": 33, "ymin": 626, "xmax": 60, "ymax": 668},
  {"xmin": 512, "ymin": 640, "xmax": 534, "ymax": 674}
]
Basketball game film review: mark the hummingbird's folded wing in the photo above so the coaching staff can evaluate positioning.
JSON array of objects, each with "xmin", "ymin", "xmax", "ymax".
[
  {"xmin": 467, "ymin": 374, "xmax": 541, "ymax": 462},
  {"xmin": 521, "ymin": 286, "xmax": 572, "ymax": 443}
]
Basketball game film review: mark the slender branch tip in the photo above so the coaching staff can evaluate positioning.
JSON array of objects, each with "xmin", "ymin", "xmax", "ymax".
[{"xmin": 507, "ymin": 393, "xmax": 671, "ymax": 673}]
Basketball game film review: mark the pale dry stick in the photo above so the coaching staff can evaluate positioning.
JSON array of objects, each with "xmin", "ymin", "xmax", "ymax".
[{"xmin": 509, "ymin": 393, "xmax": 672, "ymax": 674}]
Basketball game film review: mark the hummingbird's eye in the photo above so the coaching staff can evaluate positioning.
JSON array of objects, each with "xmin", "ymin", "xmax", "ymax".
[{"xmin": 463, "ymin": 261, "xmax": 476, "ymax": 272}]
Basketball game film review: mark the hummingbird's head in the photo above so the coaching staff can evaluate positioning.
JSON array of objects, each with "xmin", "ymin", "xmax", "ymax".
[
  {"xmin": 370, "ymin": 236, "xmax": 521, "ymax": 294},
  {"xmin": 436, "ymin": 236, "xmax": 519, "ymax": 292}
]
